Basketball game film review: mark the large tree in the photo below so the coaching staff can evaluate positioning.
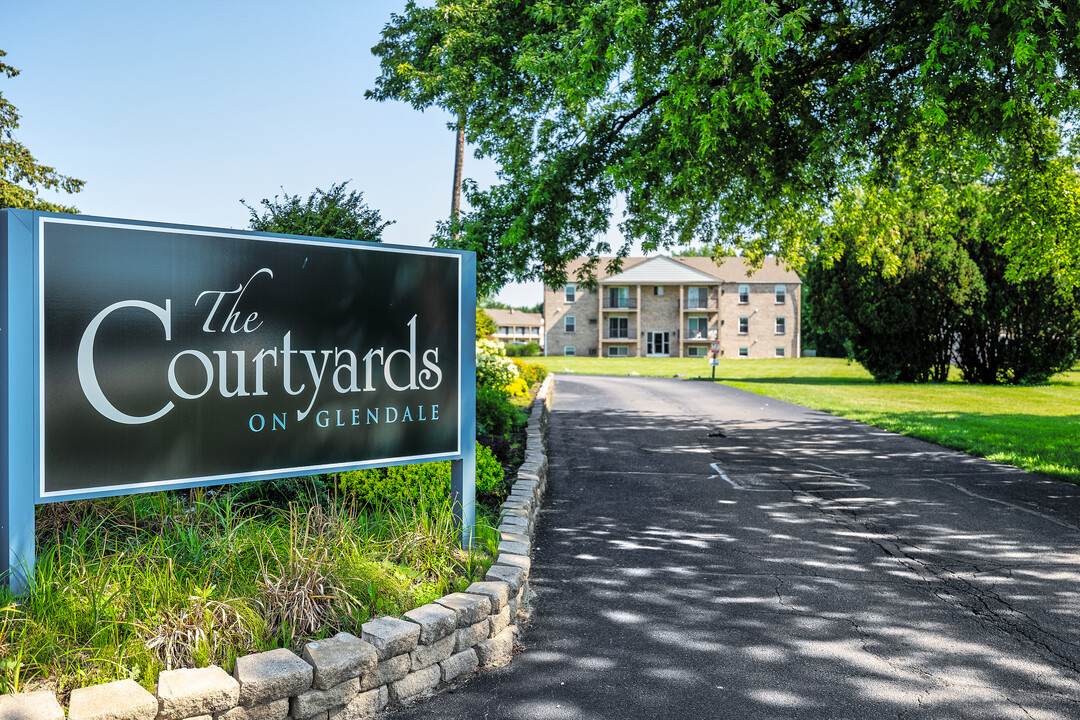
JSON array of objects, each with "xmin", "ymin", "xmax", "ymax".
[
  {"xmin": 808, "ymin": 228, "xmax": 982, "ymax": 383},
  {"xmin": 806, "ymin": 120, "xmax": 1080, "ymax": 384},
  {"xmin": 1, "ymin": 50, "xmax": 84, "ymax": 212},
  {"xmin": 370, "ymin": 1, "xmax": 1080, "ymax": 293}
]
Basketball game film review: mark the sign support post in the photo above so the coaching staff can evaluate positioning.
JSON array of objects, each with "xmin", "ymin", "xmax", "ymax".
[
  {"xmin": 452, "ymin": 254, "xmax": 477, "ymax": 548},
  {"xmin": 2, "ymin": 210, "xmax": 36, "ymax": 595}
]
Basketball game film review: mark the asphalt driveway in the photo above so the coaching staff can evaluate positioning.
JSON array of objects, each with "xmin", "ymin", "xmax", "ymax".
[{"xmin": 394, "ymin": 375, "xmax": 1080, "ymax": 719}]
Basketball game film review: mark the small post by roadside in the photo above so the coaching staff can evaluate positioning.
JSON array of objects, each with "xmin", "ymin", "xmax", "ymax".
[{"xmin": 709, "ymin": 341, "xmax": 720, "ymax": 380}]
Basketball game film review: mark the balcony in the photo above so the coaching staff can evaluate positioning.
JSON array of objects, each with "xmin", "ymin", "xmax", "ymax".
[
  {"xmin": 603, "ymin": 326, "xmax": 637, "ymax": 339},
  {"xmin": 684, "ymin": 330, "xmax": 712, "ymax": 342},
  {"xmin": 683, "ymin": 296, "xmax": 718, "ymax": 310},
  {"xmin": 603, "ymin": 297, "xmax": 638, "ymax": 309}
]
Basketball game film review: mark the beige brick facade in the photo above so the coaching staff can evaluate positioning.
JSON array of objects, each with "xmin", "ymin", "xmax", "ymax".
[
  {"xmin": 543, "ymin": 257, "xmax": 801, "ymax": 359},
  {"xmin": 544, "ymin": 283, "xmax": 601, "ymax": 357}
]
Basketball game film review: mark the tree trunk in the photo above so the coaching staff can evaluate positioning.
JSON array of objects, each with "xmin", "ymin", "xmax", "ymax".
[{"xmin": 450, "ymin": 116, "xmax": 465, "ymax": 233}]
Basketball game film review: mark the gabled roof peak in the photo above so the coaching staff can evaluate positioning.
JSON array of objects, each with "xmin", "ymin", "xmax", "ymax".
[{"xmin": 600, "ymin": 256, "xmax": 720, "ymax": 284}]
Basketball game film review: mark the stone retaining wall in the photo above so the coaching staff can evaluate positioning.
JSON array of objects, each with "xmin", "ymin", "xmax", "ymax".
[{"xmin": 0, "ymin": 375, "xmax": 554, "ymax": 720}]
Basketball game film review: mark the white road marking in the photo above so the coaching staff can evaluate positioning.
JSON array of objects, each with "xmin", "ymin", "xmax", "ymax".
[{"xmin": 709, "ymin": 461, "xmax": 870, "ymax": 492}]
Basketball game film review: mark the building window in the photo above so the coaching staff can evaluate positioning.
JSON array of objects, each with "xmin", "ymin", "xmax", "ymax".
[
  {"xmin": 687, "ymin": 346, "xmax": 706, "ymax": 357},
  {"xmin": 606, "ymin": 286, "xmax": 629, "ymax": 308},
  {"xmin": 738, "ymin": 347, "xmax": 749, "ymax": 358},
  {"xmin": 738, "ymin": 317, "xmax": 749, "ymax": 334},
  {"xmin": 607, "ymin": 346, "xmax": 629, "ymax": 357},
  {"xmin": 607, "ymin": 316, "xmax": 629, "ymax": 339},
  {"xmin": 687, "ymin": 286, "xmax": 709, "ymax": 309},
  {"xmin": 564, "ymin": 316, "xmax": 576, "ymax": 333},
  {"xmin": 687, "ymin": 316, "xmax": 709, "ymax": 339},
  {"xmin": 775, "ymin": 284, "xmax": 786, "ymax": 304},
  {"xmin": 517, "ymin": 327, "xmax": 526, "ymax": 335},
  {"xmin": 775, "ymin": 317, "xmax": 786, "ymax": 334},
  {"xmin": 738, "ymin": 284, "xmax": 750, "ymax": 304},
  {"xmin": 654, "ymin": 286, "xmax": 664, "ymax": 296},
  {"xmin": 775, "ymin": 347, "xmax": 786, "ymax": 358},
  {"xmin": 498, "ymin": 326, "xmax": 509, "ymax": 335},
  {"xmin": 565, "ymin": 284, "xmax": 576, "ymax": 303},
  {"xmin": 532, "ymin": 327, "xmax": 540, "ymax": 336}
]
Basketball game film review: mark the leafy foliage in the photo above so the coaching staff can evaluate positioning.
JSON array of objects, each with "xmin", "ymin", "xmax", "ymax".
[
  {"xmin": 475, "ymin": 384, "xmax": 524, "ymax": 437},
  {"xmin": 473, "ymin": 443, "xmax": 504, "ymax": 497},
  {"xmin": 337, "ymin": 441, "xmax": 504, "ymax": 507},
  {"xmin": 243, "ymin": 181, "xmax": 392, "ymax": 242},
  {"xmin": 0, "ymin": 50, "xmax": 84, "ymax": 212},
  {"xmin": 806, "ymin": 122, "xmax": 1080, "ymax": 384},
  {"xmin": 475, "ymin": 338, "xmax": 519, "ymax": 389},
  {"xmin": 808, "ymin": 233, "xmax": 981, "ymax": 382},
  {"xmin": 957, "ymin": 239, "xmax": 1080, "ymax": 385},
  {"xmin": 369, "ymin": 1, "xmax": 1080, "ymax": 292},
  {"xmin": 511, "ymin": 356, "xmax": 548, "ymax": 385},
  {"xmin": 476, "ymin": 307, "xmax": 497, "ymax": 339},
  {"xmin": 339, "ymin": 462, "xmax": 450, "ymax": 509},
  {"xmin": 504, "ymin": 341, "xmax": 541, "ymax": 357}
]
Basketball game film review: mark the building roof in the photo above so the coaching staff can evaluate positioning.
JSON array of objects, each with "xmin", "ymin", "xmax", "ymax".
[
  {"xmin": 555, "ymin": 255, "xmax": 800, "ymax": 286},
  {"xmin": 599, "ymin": 256, "xmax": 720, "ymax": 285},
  {"xmin": 485, "ymin": 308, "xmax": 543, "ymax": 327}
]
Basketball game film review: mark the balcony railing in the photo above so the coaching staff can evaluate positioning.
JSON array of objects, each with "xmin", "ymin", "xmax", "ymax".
[
  {"xmin": 603, "ymin": 297, "xmax": 638, "ymax": 309},
  {"xmin": 603, "ymin": 326, "xmax": 637, "ymax": 339},
  {"xmin": 684, "ymin": 329, "xmax": 712, "ymax": 341},
  {"xmin": 683, "ymin": 296, "xmax": 719, "ymax": 310}
]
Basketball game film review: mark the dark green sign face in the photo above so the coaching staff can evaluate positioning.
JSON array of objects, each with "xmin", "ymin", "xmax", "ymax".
[{"xmin": 41, "ymin": 218, "xmax": 461, "ymax": 499}]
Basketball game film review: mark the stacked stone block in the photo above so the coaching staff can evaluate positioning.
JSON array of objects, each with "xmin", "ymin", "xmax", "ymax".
[{"xmin": 0, "ymin": 375, "xmax": 554, "ymax": 720}]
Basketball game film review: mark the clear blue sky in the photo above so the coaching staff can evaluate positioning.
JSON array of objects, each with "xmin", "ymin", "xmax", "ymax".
[{"xmin": 4, "ymin": 0, "xmax": 544, "ymax": 306}]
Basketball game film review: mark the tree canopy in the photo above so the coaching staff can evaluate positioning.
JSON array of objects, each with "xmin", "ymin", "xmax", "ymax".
[
  {"xmin": 806, "ymin": 121, "xmax": 1080, "ymax": 384},
  {"xmin": 243, "ymin": 181, "xmax": 393, "ymax": 243},
  {"xmin": 370, "ymin": 1, "xmax": 1080, "ymax": 293},
  {"xmin": 1, "ymin": 50, "xmax": 84, "ymax": 212}
]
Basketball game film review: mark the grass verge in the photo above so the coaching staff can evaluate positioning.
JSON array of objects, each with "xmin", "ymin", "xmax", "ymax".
[{"xmin": 540, "ymin": 356, "xmax": 1080, "ymax": 482}]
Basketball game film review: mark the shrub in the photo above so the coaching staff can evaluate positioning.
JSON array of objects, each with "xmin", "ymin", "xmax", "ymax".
[
  {"xmin": 476, "ymin": 384, "xmax": 524, "ymax": 437},
  {"xmin": 476, "ymin": 339, "xmax": 519, "ymax": 390},
  {"xmin": 807, "ymin": 233, "xmax": 980, "ymax": 382},
  {"xmin": 505, "ymin": 342, "xmax": 540, "ymax": 357},
  {"xmin": 511, "ymin": 357, "xmax": 548, "ymax": 386},
  {"xmin": 504, "ymin": 376, "xmax": 530, "ymax": 399},
  {"xmin": 339, "ymin": 462, "xmax": 450, "ymax": 509},
  {"xmin": 475, "ymin": 443, "xmax": 503, "ymax": 496},
  {"xmin": 476, "ymin": 308, "xmax": 497, "ymax": 340},
  {"xmin": 478, "ymin": 433, "xmax": 512, "ymax": 466},
  {"xmin": 338, "ymin": 442, "xmax": 504, "ymax": 507},
  {"xmin": 956, "ymin": 238, "xmax": 1080, "ymax": 384}
]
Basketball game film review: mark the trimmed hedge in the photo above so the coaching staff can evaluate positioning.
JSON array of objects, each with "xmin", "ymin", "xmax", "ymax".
[{"xmin": 339, "ymin": 442, "xmax": 503, "ymax": 508}]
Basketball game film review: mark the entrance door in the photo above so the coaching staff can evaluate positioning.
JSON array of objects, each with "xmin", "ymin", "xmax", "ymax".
[{"xmin": 646, "ymin": 331, "xmax": 670, "ymax": 357}]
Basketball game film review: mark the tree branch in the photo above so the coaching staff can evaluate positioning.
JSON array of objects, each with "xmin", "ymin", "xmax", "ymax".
[{"xmin": 610, "ymin": 90, "xmax": 669, "ymax": 139}]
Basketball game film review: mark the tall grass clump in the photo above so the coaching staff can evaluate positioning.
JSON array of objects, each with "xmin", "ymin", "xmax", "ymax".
[{"xmin": 0, "ymin": 481, "xmax": 494, "ymax": 700}]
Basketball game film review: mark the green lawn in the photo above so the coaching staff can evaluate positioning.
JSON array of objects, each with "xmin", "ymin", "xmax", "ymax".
[{"xmin": 538, "ymin": 356, "xmax": 1080, "ymax": 483}]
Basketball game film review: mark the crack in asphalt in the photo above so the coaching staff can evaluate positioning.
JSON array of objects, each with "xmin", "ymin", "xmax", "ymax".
[
  {"xmin": 796, "ymin": 481, "xmax": 1080, "ymax": 679},
  {"xmin": 700, "ymin": 425, "xmax": 1080, "ymax": 681}
]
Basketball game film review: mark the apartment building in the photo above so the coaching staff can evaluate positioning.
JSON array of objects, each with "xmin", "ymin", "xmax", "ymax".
[
  {"xmin": 544, "ymin": 256, "xmax": 801, "ymax": 359},
  {"xmin": 486, "ymin": 308, "xmax": 544, "ymax": 348}
]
